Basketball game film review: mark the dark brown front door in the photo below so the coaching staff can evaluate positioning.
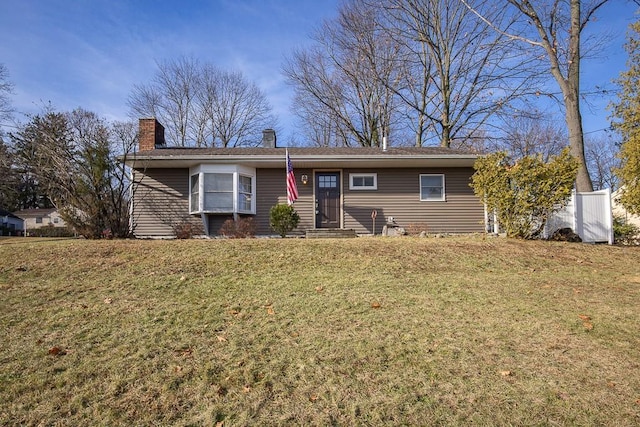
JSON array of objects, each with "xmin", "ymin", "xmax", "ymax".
[{"xmin": 315, "ymin": 172, "xmax": 341, "ymax": 228}]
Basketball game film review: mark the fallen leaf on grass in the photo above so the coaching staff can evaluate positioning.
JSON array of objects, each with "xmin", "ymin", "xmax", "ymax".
[
  {"xmin": 104, "ymin": 297, "xmax": 113, "ymax": 304},
  {"xmin": 265, "ymin": 305, "xmax": 275, "ymax": 315},
  {"xmin": 48, "ymin": 346, "xmax": 66, "ymax": 356},
  {"xmin": 371, "ymin": 302, "xmax": 382, "ymax": 309},
  {"xmin": 315, "ymin": 286, "xmax": 323, "ymax": 293},
  {"xmin": 499, "ymin": 370, "xmax": 512, "ymax": 377},
  {"xmin": 178, "ymin": 348, "xmax": 193, "ymax": 358},
  {"xmin": 309, "ymin": 394, "xmax": 318, "ymax": 402},
  {"xmin": 243, "ymin": 385, "xmax": 251, "ymax": 393},
  {"xmin": 579, "ymin": 314, "xmax": 594, "ymax": 330},
  {"xmin": 216, "ymin": 335, "xmax": 227, "ymax": 342}
]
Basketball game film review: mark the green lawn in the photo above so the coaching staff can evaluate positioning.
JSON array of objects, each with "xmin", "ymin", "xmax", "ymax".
[{"xmin": 1, "ymin": 237, "xmax": 639, "ymax": 426}]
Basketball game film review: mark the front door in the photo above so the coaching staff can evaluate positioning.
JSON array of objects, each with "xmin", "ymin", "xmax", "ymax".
[{"xmin": 315, "ymin": 172, "xmax": 341, "ymax": 228}]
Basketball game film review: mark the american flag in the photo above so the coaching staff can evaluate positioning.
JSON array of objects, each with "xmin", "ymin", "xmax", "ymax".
[{"xmin": 286, "ymin": 149, "xmax": 298, "ymax": 205}]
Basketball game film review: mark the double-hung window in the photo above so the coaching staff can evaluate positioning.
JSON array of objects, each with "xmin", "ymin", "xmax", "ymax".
[
  {"xmin": 190, "ymin": 165, "xmax": 256, "ymax": 214},
  {"xmin": 238, "ymin": 175, "xmax": 252, "ymax": 212},
  {"xmin": 420, "ymin": 174, "xmax": 445, "ymax": 201},
  {"xmin": 190, "ymin": 174, "xmax": 200, "ymax": 212}
]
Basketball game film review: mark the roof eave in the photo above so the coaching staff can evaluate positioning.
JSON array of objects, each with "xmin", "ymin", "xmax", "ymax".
[{"xmin": 123, "ymin": 153, "xmax": 479, "ymax": 169}]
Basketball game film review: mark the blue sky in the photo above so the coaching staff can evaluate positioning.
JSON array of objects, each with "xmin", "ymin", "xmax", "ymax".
[{"xmin": 0, "ymin": 0, "xmax": 637, "ymax": 143}]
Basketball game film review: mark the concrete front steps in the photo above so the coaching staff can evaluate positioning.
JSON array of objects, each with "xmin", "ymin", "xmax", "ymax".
[{"xmin": 305, "ymin": 228, "xmax": 357, "ymax": 239}]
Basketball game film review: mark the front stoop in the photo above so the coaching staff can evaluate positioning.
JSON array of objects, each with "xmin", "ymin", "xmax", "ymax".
[{"xmin": 305, "ymin": 228, "xmax": 357, "ymax": 239}]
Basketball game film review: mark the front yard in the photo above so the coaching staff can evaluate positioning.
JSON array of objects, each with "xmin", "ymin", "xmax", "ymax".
[{"xmin": 1, "ymin": 237, "xmax": 639, "ymax": 425}]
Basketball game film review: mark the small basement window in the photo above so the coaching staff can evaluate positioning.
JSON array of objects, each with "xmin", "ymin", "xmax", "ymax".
[
  {"xmin": 349, "ymin": 173, "xmax": 377, "ymax": 190},
  {"xmin": 420, "ymin": 174, "xmax": 445, "ymax": 201}
]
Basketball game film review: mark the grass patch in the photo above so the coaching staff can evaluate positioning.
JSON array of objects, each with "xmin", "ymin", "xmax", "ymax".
[{"xmin": 1, "ymin": 236, "xmax": 639, "ymax": 425}]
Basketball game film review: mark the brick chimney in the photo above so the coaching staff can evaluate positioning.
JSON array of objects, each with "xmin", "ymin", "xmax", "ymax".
[{"xmin": 138, "ymin": 118, "xmax": 166, "ymax": 151}]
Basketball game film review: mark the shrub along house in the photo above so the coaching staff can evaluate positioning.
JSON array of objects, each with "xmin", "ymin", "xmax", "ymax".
[{"xmin": 122, "ymin": 118, "xmax": 485, "ymax": 238}]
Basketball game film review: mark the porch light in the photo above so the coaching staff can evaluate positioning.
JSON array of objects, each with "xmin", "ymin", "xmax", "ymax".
[{"xmin": 301, "ymin": 174, "xmax": 308, "ymax": 185}]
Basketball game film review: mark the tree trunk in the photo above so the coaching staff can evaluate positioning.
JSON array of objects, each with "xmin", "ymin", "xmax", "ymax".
[
  {"xmin": 529, "ymin": 0, "xmax": 594, "ymax": 192},
  {"xmin": 564, "ymin": 88, "xmax": 593, "ymax": 192},
  {"xmin": 564, "ymin": 0, "xmax": 593, "ymax": 192}
]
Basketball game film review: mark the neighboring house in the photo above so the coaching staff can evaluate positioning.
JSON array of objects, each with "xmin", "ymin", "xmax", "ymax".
[
  {"xmin": 13, "ymin": 208, "xmax": 67, "ymax": 232},
  {"xmin": 1, "ymin": 208, "xmax": 24, "ymax": 236},
  {"xmin": 122, "ymin": 118, "xmax": 485, "ymax": 238},
  {"xmin": 612, "ymin": 187, "xmax": 640, "ymax": 230}
]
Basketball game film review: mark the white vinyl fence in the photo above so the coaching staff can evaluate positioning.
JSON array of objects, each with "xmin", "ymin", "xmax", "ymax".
[{"xmin": 544, "ymin": 189, "xmax": 613, "ymax": 244}]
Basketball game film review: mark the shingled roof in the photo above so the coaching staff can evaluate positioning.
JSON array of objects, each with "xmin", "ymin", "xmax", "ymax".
[
  {"xmin": 134, "ymin": 145, "xmax": 477, "ymax": 156},
  {"xmin": 123, "ymin": 145, "xmax": 480, "ymax": 169}
]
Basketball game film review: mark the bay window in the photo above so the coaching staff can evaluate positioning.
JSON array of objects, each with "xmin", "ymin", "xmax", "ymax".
[{"xmin": 189, "ymin": 165, "xmax": 256, "ymax": 214}]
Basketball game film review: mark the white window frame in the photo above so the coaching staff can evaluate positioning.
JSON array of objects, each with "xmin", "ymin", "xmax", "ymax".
[
  {"xmin": 203, "ymin": 172, "xmax": 234, "ymax": 212},
  {"xmin": 237, "ymin": 174, "xmax": 253, "ymax": 213},
  {"xmin": 190, "ymin": 174, "xmax": 200, "ymax": 212},
  {"xmin": 419, "ymin": 174, "xmax": 446, "ymax": 201},
  {"xmin": 349, "ymin": 173, "xmax": 377, "ymax": 190},
  {"xmin": 189, "ymin": 165, "xmax": 256, "ymax": 214}
]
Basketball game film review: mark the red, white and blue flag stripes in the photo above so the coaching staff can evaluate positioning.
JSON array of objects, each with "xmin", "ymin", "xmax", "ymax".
[{"xmin": 286, "ymin": 149, "xmax": 298, "ymax": 205}]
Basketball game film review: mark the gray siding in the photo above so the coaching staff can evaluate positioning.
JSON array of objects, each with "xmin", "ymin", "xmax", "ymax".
[
  {"xmin": 343, "ymin": 167, "xmax": 483, "ymax": 234},
  {"xmin": 254, "ymin": 168, "xmax": 314, "ymax": 235},
  {"xmin": 131, "ymin": 168, "xmax": 204, "ymax": 238},
  {"xmin": 132, "ymin": 166, "xmax": 482, "ymax": 237},
  {"xmin": 254, "ymin": 167, "xmax": 483, "ymax": 235}
]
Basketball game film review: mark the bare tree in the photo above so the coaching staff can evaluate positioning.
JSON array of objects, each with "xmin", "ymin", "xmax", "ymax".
[
  {"xmin": 0, "ymin": 64, "xmax": 13, "ymax": 123},
  {"xmin": 200, "ymin": 66, "xmax": 277, "ymax": 147},
  {"xmin": 284, "ymin": 0, "xmax": 402, "ymax": 147},
  {"xmin": 0, "ymin": 137, "xmax": 21, "ymax": 210},
  {"xmin": 462, "ymin": 0, "xmax": 611, "ymax": 191},
  {"xmin": 128, "ymin": 57, "xmax": 275, "ymax": 147},
  {"xmin": 585, "ymin": 133, "xmax": 619, "ymax": 190},
  {"xmin": 489, "ymin": 112, "xmax": 567, "ymax": 161},
  {"xmin": 285, "ymin": 0, "xmax": 541, "ymax": 148},
  {"xmin": 379, "ymin": 0, "xmax": 542, "ymax": 147},
  {"xmin": 128, "ymin": 57, "xmax": 202, "ymax": 147}
]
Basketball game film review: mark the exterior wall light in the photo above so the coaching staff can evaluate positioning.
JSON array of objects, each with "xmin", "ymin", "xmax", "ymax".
[{"xmin": 301, "ymin": 174, "xmax": 308, "ymax": 185}]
